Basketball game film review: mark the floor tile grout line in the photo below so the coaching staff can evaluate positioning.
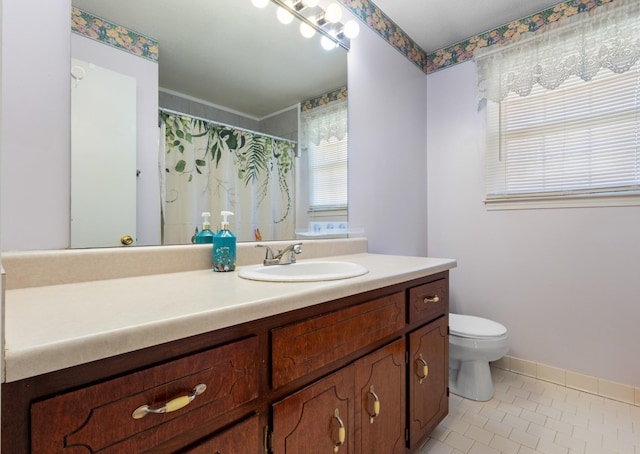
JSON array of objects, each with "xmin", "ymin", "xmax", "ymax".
[{"xmin": 420, "ymin": 368, "xmax": 640, "ymax": 454}]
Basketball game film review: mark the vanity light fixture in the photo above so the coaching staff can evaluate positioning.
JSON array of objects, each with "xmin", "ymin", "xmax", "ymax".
[
  {"xmin": 252, "ymin": 0, "xmax": 270, "ymax": 8},
  {"xmin": 266, "ymin": 0, "xmax": 359, "ymax": 50},
  {"xmin": 276, "ymin": 0, "xmax": 295, "ymax": 24},
  {"xmin": 324, "ymin": 2, "xmax": 342, "ymax": 23},
  {"xmin": 299, "ymin": 21, "xmax": 317, "ymax": 38},
  {"xmin": 320, "ymin": 35, "xmax": 339, "ymax": 50},
  {"xmin": 341, "ymin": 19, "xmax": 360, "ymax": 39}
]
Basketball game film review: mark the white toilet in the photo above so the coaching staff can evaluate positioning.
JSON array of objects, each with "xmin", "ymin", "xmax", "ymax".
[{"xmin": 449, "ymin": 313, "xmax": 509, "ymax": 401}]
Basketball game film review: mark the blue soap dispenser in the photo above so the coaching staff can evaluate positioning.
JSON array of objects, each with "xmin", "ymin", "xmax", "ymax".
[
  {"xmin": 212, "ymin": 210, "xmax": 236, "ymax": 272},
  {"xmin": 194, "ymin": 212, "xmax": 214, "ymax": 244}
]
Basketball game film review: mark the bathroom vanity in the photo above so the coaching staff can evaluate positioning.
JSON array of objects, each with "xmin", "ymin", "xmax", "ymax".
[{"xmin": 1, "ymin": 240, "xmax": 455, "ymax": 453}]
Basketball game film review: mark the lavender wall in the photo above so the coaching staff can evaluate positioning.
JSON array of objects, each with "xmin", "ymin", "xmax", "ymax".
[
  {"xmin": 1, "ymin": 0, "xmax": 70, "ymax": 251},
  {"xmin": 347, "ymin": 14, "xmax": 428, "ymax": 257},
  {"xmin": 427, "ymin": 61, "xmax": 640, "ymax": 387}
]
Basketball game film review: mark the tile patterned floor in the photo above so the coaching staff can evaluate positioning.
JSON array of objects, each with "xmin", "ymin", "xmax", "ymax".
[{"xmin": 419, "ymin": 368, "xmax": 640, "ymax": 454}]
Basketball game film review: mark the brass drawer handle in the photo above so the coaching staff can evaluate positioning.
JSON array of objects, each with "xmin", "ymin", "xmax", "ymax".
[
  {"xmin": 332, "ymin": 408, "xmax": 346, "ymax": 453},
  {"xmin": 423, "ymin": 295, "xmax": 440, "ymax": 304},
  {"xmin": 416, "ymin": 354, "xmax": 429, "ymax": 384},
  {"xmin": 132, "ymin": 384, "xmax": 207, "ymax": 419},
  {"xmin": 368, "ymin": 385, "xmax": 380, "ymax": 424}
]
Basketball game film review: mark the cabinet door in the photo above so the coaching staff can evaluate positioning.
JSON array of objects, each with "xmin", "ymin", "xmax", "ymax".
[
  {"xmin": 272, "ymin": 366, "xmax": 355, "ymax": 454},
  {"xmin": 408, "ymin": 316, "xmax": 449, "ymax": 450},
  {"xmin": 183, "ymin": 414, "xmax": 261, "ymax": 454},
  {"xmin": 355, "ymin": 339, "xmax": 406, "ymax": 454}
]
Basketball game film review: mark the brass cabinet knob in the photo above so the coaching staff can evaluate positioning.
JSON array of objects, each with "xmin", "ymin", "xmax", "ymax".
[{"xmin": 121, "ymin": 235, "xmax": 134, "ymax": 246}]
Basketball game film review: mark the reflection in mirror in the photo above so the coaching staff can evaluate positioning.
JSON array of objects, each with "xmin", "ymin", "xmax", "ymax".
[
  {"xmin": 71, "ymin": 58, "xmax": 137, "ymax": 248},
  {"xmin": 160, "ymin": 111, "xmax": 297, "ymax": 244},
  {"xmin": 70, "ymin": 0, "xmax": 348, "ymax": 247}
]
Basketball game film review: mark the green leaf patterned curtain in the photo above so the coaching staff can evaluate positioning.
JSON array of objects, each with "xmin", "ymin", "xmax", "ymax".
[{"xmin": 159, "ymin": 112, "xmax": 296, "ymax": 244}]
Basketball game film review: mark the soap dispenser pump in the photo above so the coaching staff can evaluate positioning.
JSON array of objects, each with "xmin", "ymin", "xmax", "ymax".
[
  {"xmin": 212, "ymin": 210, "xmax": 236, "ymax": 272},
  {"xmin": 194, "ymin": 212, "xmax": 214, "ymax": 244}
]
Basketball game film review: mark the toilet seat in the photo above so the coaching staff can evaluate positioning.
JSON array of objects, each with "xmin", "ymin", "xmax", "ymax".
[{"xmin": 450, "ymin": 313, "xmax": 507, "ymax": 338}]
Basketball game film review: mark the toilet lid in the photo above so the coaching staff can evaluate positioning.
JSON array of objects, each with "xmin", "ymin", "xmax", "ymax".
[{"xmin": 449, "ymin": 313, "xmax": 507, "ymax": 338}]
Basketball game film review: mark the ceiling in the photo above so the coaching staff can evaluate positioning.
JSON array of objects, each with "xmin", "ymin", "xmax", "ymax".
[
  {"xmin": 71, "ymin": 0, "xmax": 565, "ymax": 118},
  {"xmin": 373, "ymin": 0, "xmax": 563, "ymax": 54}
]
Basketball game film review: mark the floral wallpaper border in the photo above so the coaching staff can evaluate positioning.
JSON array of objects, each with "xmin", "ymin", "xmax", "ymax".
[
  {"xmin": 426, "ymin": 0, "xmax": 615, "ymax": 74},
  {"xmin": 339, "ymin": 0, "xmax": 615, "ymax": 74},
  {"xmin": 339, "ymin": 0, "xmax": 429, "ymax": 72},
  {"xmin": 71, "ymin": 7, "xmax": 158, "ymax": 62},
  {"xmin": 70, "ymin": 1, "xmax": 616, "ymax": 81},
  {"xmin": 301, "ymin": 86, "xmax": 348, "ymax": 111}
]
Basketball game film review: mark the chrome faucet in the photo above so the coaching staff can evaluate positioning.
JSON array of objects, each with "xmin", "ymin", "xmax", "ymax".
[{"xmin": 256, "ymin": 242, "xmax": 302, "ymax": 265}]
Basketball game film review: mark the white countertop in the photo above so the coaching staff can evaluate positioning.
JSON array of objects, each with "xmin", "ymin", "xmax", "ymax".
[{"xmin": 4, "ymin": 252, "xmax": 456, "ymax": 382}]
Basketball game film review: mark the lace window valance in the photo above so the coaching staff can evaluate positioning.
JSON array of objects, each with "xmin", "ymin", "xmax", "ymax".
[
  {"xmin": 475, "ymin": 0, "xmax": 640, "ymax": 103},
  {"xmin": 300, "ymin": 99, "xmax": 348, "ymax": 149}
]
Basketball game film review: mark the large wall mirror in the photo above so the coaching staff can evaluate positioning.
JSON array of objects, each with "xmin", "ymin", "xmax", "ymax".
[{"xmin": 70, "ymin": 0, "xmax": 348, "ymax": 248}]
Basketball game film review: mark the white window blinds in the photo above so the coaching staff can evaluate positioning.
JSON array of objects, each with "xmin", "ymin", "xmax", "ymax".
[
  {"xmin": 485, "ymin": 63, "xmax": 640, "ymax": 206},
  {"xmin": 307, "ymin": 133, "xmax": 348, "ymax": 209},
  {"xmin": 478, "ymin": 0, "xmax": 640, "ymax": 208},
  {"xmin": 300, "ymin": 99, "xmax": 348, "ymax": 211}
]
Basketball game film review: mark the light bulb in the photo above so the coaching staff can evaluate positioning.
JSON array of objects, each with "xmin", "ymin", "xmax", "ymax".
[
  {"xmin": 299, "ymin": 22, "xmax": 316, "ymax": 38},
  {"xmin": 321, "ymin": 35, "xmax": 338, "ymax": 50},
  {"xmin": 302, "ymin": 0, "xmax": 320, "ymax": 6},
  {"xmin": 324, "ymin": 3, "xmax": 343, "ymax": 23},
  {"xmin": 343, "ymin": 20, "xmax": 360, "ymax": 39},
  {"xmin": 251, "ymin": 0, "xmax": 269, "ymax": 8},
  {"xmin": 276, "ymin": 6, "xmax": 294, "ymax": 24}
]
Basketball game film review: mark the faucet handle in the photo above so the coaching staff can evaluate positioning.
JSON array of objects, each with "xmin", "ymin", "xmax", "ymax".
[
  {"xmin": 282, "ymin": 242, "xmax": 303, "ymax": 264},
  {"xmin": 255, "ymin": 244, "xmax": 275, "ymax": 260}
]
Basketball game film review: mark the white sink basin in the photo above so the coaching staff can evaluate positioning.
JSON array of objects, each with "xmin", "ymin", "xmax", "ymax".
[{"xmin": 238, "ymin": 260, "xmax": 369, "ymax": 282}]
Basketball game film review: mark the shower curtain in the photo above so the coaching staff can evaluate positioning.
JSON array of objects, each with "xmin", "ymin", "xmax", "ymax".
[{"xmin": 159, "ymin": 112, "xmax": 296, "ymax": 244}]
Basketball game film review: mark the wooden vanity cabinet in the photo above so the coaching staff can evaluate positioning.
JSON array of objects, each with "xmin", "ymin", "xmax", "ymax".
[
  {"xmin": 408, "ymin": 316, "xmax": 449, "ymax": 450},
  {"xmin": 271, "ymin": 339, "xmax": 406, "ymax": 454},
  {"xmin": 3, "ymin": 271, "xmax": 450, "ymax": 453},
  {"xmin": 407, "ymin": 277, "xmax": 450, "ymax": 449},
  {"xmin": 272, "ymin": 364, "xmax": 356, "ymax": 453},
  {"xmin": 30, "ymin": 336, "xmax": 260, "ymax": 453},
  {"xmin": 354, "ymin": 338, "xmax": 406, "ymax": 454},
  {"xmin": 182, "ymin": 414, "xmax": 262, "ymax": 454}
]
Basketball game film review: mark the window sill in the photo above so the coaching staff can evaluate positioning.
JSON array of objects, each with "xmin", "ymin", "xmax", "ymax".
[{"xmin": 485, "ymin": 192, "xmax": 640, "ymax": 210}]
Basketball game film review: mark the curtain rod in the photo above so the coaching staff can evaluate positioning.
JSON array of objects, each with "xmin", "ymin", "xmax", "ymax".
[{"xmin": 158, "ymin": 107, "xmax": 297, "ymax": 145}]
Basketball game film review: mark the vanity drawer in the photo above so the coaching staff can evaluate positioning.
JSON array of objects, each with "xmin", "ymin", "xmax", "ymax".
[
  {"xmin": 409, "ymin": 278, "xmax": 448, "ymax": 325},
  {"xmin": 31, "ymin": 336, "xmax": 259, "ymax": 453},
  {"xmin": 271, "ymin": 292, "xmax": 405, "ymax": 388}
]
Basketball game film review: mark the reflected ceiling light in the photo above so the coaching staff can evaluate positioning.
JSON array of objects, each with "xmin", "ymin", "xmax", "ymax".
[
  {"xmin": 276, "ymin": 4, "xmax": 295, "ymax": 24},
  {"xmin": 321, "ymin": 35, "xmax": 338, "ymax": 51},
  {"xmin": 252, "ymin": 0, "xmax": 270, "ymax": 8},
  {"xmin": 324, "ymin": 3, "xmax": 343, "ymax": 23},
  {"xmin": 342, "ymin": 20, "xmax": 360, "ymax": 39},
  {"xmin": 269, "ymin": 0, "xmax": 357, "ymax": 50},
  {"xmin": 299, "ymin": 22, "xmax": 316, "ymax": 38}
]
